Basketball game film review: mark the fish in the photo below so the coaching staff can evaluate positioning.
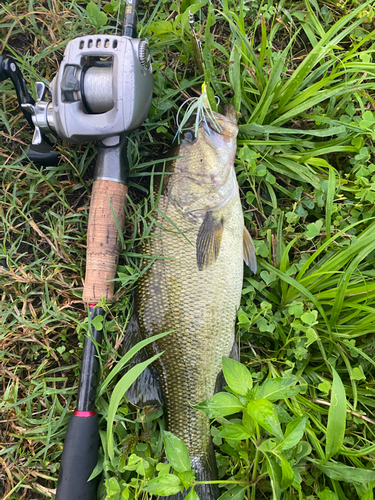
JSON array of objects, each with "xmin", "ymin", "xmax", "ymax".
[{"xmin": 125, "ymin": 103, "xmax": 257, "ymax": 499}]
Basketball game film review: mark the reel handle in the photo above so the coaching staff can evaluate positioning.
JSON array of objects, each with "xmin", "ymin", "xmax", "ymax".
[{"xmin": 82, "ymin": 179, "xmax": 127, "ymax": 304}]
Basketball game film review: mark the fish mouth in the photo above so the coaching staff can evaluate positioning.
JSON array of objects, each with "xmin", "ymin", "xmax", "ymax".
[
  {"xmin": 179, "ymin": 104, "xmax": 238, "ymax": 145},
  {"xmin": 202, "ymin": 104, "xmax": 238, "ymax": 142}
]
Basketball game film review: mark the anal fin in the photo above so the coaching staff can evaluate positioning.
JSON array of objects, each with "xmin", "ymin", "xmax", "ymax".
[{"xmin": 124, "ymin": 315, "xmax": 163, "ymax": 408}]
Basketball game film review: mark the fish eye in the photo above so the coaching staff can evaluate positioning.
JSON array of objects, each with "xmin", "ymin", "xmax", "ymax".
[{"xmin": 183, "ymin": 130, "xmax": 196, "ymax": 143}]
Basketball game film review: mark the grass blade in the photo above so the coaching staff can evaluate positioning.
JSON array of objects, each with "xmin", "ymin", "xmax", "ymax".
[
  {"xmin": 325, "ymin": 167, "xmax": 336, "ymax": 242},
  {"xmin": 106, "ymin": 352, "xmax": 163, "ymax": 461},
  {"xmin": 325, "ymin": 367, "xmax": 346, "ymax": 460}
]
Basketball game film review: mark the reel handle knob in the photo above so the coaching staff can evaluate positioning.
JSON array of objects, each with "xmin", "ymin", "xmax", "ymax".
[
  {"xmin": 20, "ymin": 81, "xmax": 60, "ymax": 166},
  {"xmin": 27, "ymin": 142, "xmax": 60, "ymax": 166}
]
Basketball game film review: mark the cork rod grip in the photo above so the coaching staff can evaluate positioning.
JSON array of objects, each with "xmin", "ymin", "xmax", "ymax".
[{"xmin": 82, "ymin": 180, "xmax": 127, "ymax": 304}]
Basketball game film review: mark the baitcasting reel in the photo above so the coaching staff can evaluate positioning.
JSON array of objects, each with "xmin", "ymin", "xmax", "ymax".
[
  {"xmin": 26, "ymin": 35, "xmax": 152, "ymax": 144},
  {"xmin": 1, "ymin": 28, "xmax": 152, "ymax": 182}
]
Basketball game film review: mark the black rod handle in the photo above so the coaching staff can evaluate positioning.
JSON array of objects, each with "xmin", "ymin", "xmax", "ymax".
[
  {"xmin": 56, "ymin": 307, "xmax": 102, "ymax": 499},
  {"xmin": 56, "ymin": 411, "xmax": 99, "ymax": 500}
]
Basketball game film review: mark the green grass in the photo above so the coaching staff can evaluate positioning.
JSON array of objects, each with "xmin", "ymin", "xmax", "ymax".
[{"xmin": 2, "ymin": 0, "xmax": 375, "ymax": 499}]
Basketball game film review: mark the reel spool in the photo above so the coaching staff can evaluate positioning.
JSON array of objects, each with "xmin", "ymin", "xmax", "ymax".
[{"xmin": 81, "ymin": 63, "xmax": 114, "ymax": 114}]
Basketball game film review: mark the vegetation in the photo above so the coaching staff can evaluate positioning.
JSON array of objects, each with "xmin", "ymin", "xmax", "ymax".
[{"xmin": 1, "ymin": 0, "xmax": 375, "ymax": 499}]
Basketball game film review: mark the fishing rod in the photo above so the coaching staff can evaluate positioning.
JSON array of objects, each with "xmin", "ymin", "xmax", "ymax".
[{"xmin": 0, "ymin": 1, "xmax": 153, "ymax": 498}]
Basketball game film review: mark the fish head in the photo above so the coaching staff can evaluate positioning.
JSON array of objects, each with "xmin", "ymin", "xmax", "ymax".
[
  {"xmin": 179, "ymin": 103, "xmax": 238, "ymax": 178},
  {"xmin": 170, "ymin": 104, "xmax": 239, "ymax": 215}
]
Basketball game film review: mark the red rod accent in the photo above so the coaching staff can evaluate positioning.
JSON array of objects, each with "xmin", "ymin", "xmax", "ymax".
[
  {"xmin": 73, "ymin": 410, "xmax": 96, "ymax": 417},
  {"xmin": 89, "ymin": 303, "xmax": 98, "ymax": 308}
]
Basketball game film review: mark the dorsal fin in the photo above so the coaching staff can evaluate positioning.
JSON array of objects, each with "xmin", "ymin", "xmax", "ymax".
[
  {"xmin": 243, "ymin": 226, "xmax": 257, "ymax": 273},
  {"xmin": 196, "ymin": 212, "xmax": 224, "ymax": 271}
]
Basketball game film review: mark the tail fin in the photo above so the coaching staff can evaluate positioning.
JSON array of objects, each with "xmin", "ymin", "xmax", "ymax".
[
  {"xmin": 191, "ymin": 449, "xmax": 220, "ymax": 500},
  {"xmin": 158, "ymin": 445, "xmax": 220, "ymax": 500}
]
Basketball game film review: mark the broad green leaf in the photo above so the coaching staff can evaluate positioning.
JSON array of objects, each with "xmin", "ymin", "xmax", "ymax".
[
  {"xmin": 300, "ymin": 310, "xmax": 318, "ymax": 326},
  {"xmin": 260, "ymin": 270, "xmax": 277, "ymax": 285},
  {"xmin": 280, "ymin": 415, "xmax": 307, "ymax": 451},
  {"xmin": 220, "ymin": 424, "xmax": 252, "ymax": 440},
  {"xmin": 156, "ymin": 463, "xmax": 170, "ymax": 476},
  {"xmin": 143, "ymin": 474, "xmax": 182, "ymax": 496},
  {"xmin": 247, "ymin": 399, "xmax": 283, "ymax": 440},
  {"xmin": 266, "ymin": 455, "xmax": 282, "ymax": 500},
  {"xmin": 222, "ymin": 357, "xmax": 253, "ymax": 395},
  {"xmin": 194, "ymin": 392, "xmax": 243, "ymax": 419},
  {"xmin": 86, "ymin": 1, "xmax": 98, "ymax": 16},
  {"xmin": 258, "ymin": 438, "xmax": 277, "ymax": 453},
  {"xmin": 288, "ymin": 302, "xmax": 304, "ymax": 318},
  {"xmin": 280, "ymin": 455, "xmax": 294, "ymax": 490},
  {"xmin": 107, "ymin": 353, "xmax": 163, "ymax": 461},
  {"xmin": 163, "ymin": 431, "xmax": 191, "ymax": 473},
  {"xmin": 186, "ymin": 488, "xmax": 200, "ymax": 500},
  {"xmin": 86, "ymin": 1, "xmax": 107, "ymax": 26},
  {"xmin": 179, "ymin": 470, "xmax": 195, "ymax": 489},
  {"xmin": 351, "ymin": 365, "xmax": 366, "ymax": 381},
  {"xmin": 148, "ymin": 20, "xmax": 173, "ymax": 35},
  {"xmin": 305, "ymin": 220, "xmax": 323, "ymax": 239},
  {"xmin": 318, "ymin": 489, "xmax": 339, "ymax": 500},
  {"xmin": 275, "ymin": 405, "xmax": 293, "ymax": 424},
  {"xmin": 90, "ymin": 314, "xmax": 103, "ymax": 331},
  {"xmin": 242, "ymin": 408, "xmax": 256, "ymax": 435},
  {"xmin": 315, "ymin": 461, "xmax": 375, "ymax": 483},
  {"xmin": 255, "ymin": 375, "xmax": 302, "ymax": 401},
  {"xmin": 122, "ymin": 453, "xmax": 142, "ymax": 471},
  {"xmin": 325, "ymin": 367, "xmax": 346, "ymax": 459},
  {"xmin": 103, "ymin": 0, "xmax": 119, "ymax": 12},
  {"xmin": 121, "ymin": 485, "xmax": 130, "ymax": 499},
  {"xmin": 318, "ymin": 381, "xmax": 331, "ymax": 394},
  {"xmin": 218, "ymin": 485, "xmax": 247, "ymax": 500},
  {"xmin": 105, "ymin": 477, "xmax": 121, "ymax": 499},
  {"xmin": 295, "ymin": 441, "xmax": 312, "ymax": 463}
]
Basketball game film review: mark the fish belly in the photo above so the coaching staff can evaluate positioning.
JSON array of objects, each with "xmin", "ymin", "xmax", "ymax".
[{"xmin": 135, "ymin": 193, "xmax": 244, "ymax": 464}]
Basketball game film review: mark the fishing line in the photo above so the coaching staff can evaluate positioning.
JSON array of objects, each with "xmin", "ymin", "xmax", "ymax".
[{"xmin": 174, "ymin": 12, "xmax": 223, "ymax": 142}]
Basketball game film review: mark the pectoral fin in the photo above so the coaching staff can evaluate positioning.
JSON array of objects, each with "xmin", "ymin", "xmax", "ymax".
[
  {"xmin": 243, "ymin": 226, "xmax": 257, "ymax": 273},
  {"xmin": 196, "ymin": 212, "xmax": 224, "ymax": 271}
]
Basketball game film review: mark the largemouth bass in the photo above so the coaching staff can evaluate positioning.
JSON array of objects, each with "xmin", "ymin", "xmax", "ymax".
[{"xmin": 126, "ymin": 104, "xmax": 256, "ymax": 499}]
